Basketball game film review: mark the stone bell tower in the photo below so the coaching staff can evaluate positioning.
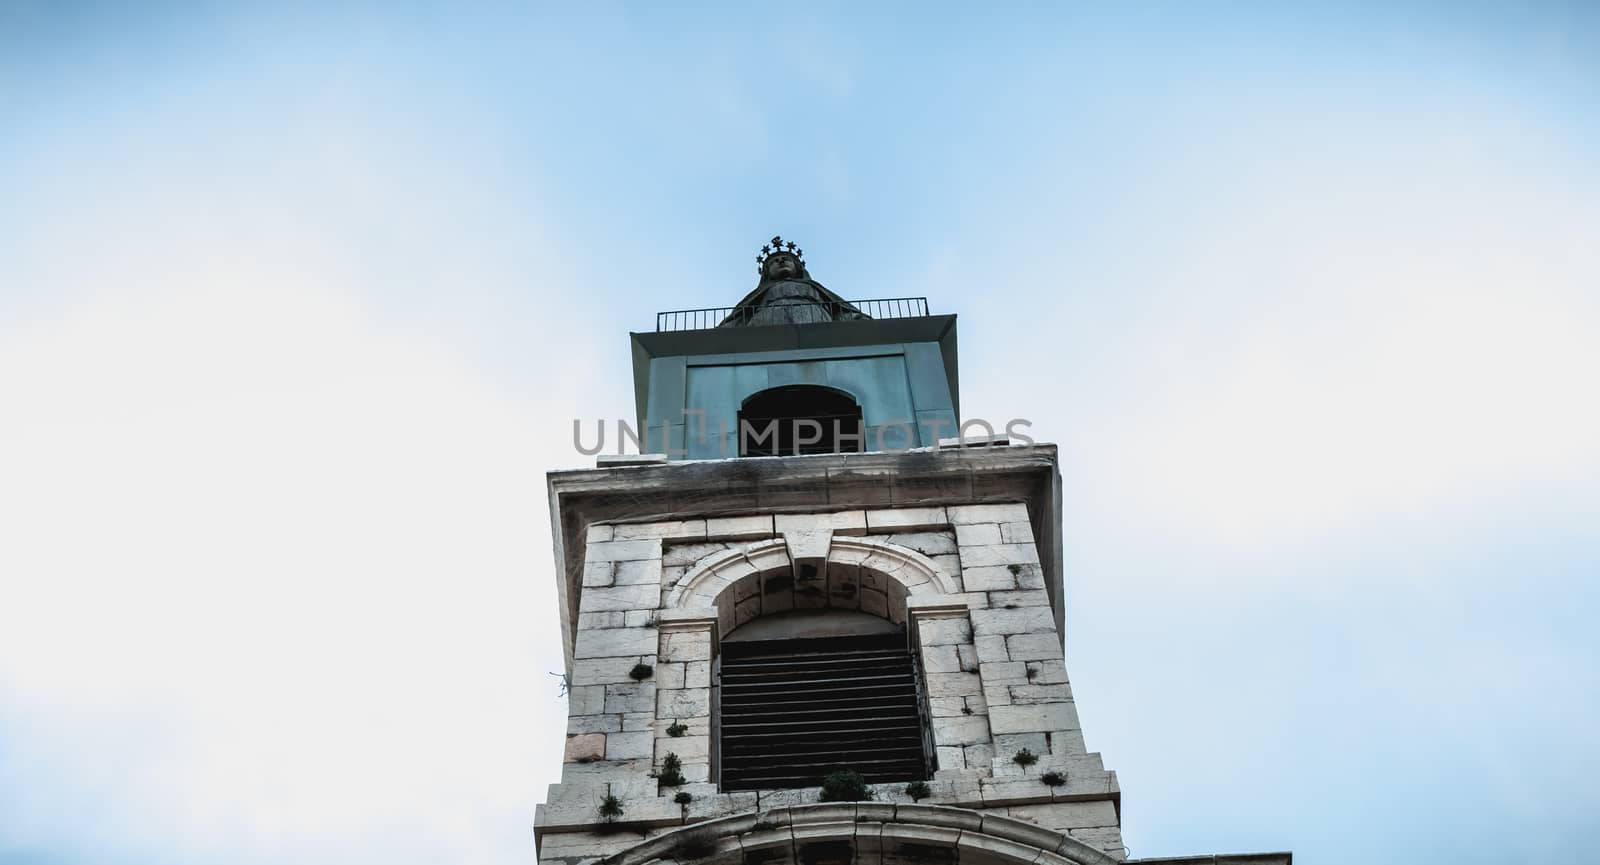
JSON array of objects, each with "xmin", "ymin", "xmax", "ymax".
[{"xmin": 534, "ymin": 240, "xmax": 1290, "ymax": 865}]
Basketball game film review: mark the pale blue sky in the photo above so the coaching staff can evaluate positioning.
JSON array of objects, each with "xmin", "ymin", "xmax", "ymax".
[{"xmin": 2, "ymin": 3, "xmax": 1597, "ymax": 864}]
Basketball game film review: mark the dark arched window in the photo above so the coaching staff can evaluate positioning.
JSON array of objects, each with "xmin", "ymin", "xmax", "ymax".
[{"xmin": 738, "ymin": 385, "xmax": 864, "ymax": 457}]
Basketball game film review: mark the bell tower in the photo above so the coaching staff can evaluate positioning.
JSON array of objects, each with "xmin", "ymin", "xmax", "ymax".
[{"xmin": 534, "ymin": 241, "xmax": 1289, "ymax": 865}]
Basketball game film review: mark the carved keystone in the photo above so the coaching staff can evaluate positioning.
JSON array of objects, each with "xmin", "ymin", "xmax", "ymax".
[{"xmin": 782, "ymin": 529, "xmax": 833, "ymax": 584}]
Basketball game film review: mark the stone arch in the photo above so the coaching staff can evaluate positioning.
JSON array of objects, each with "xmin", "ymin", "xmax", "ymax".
[
  {"xmin": 663, "ymin": 533, "xmax": 960, "ymax": 614},
  {"xmin": 602, "ymin": 802, "xmax": 1120, "ymax": 865}
]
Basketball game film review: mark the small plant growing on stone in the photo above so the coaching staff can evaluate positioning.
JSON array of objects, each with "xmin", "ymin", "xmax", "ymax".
[
  {"xmin": 629, "ymin": 663, "xmax": 654, "ymax": 681},
  {"xmin": 904, "ymin": 781, "xmax": 931, "ymax": 801},
  {"xmin": 666, "ymin": 721, "xmax": 688, "ymax": 737},
  {"xmin": 668, "ymin": 828, "xmax": 718, "ymax": 861},
  {"xmin": 657, "ymin": 752, "xmax": 686, "ymax": 787},
  {"xmin": 598, "ymin": 793, "xmax": 625, "ymax": 822},
  {"xmin": 750, "ymin": 820, "xmax": 778, "ymax": 832},
  {"xmin": 1040, "ymin": 771, "xmax": 1067, "ymax": 787},
  {"xmin": 1013, "ymin": 748, "xmax": 1039, "ymax": 767},
  {"xmin": 1003, "ymin": 602, "xmax": 1019, "ymax": 609},
  {"xmin": 1007, "ymin": 563, "xmax": 1023, "ymax": 576},
  {"xmin": 819, "ymin": 770, "xmax": 873, "ymax": 802},
  {"xmin": 961, "ymin": 704, "xmax": 974, "ymax": 715},
  {"xmin": 674, "ymin": 790, "xmax": 693, "ymax": 805},
  {"xmin": 1025, "ymin": 665, "xmax": 1039, "ymax": 681}
]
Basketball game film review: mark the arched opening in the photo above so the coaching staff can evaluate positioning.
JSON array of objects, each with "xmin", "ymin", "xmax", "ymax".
[
  {"xmin": 737, "ymin": 385, "xmax": 863, "ymax": 457},
  {"xmin": 711, "ymin": 568, "xmax": 930, "ymax": 791}
]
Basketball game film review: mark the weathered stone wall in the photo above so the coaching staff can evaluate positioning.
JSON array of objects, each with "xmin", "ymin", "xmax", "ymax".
[{"xmin": 536, "ymin": 505, "xmax": 1124, "ymax": 864}]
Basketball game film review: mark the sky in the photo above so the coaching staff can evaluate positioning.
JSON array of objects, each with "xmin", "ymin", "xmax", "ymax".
[{"xmin": 1, "ymin": 2, "xmax": 1597, "ymax": 863}]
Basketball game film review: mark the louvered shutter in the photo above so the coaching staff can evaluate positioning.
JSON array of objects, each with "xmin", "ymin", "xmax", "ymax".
[{"xmin": 716, "ymin": 632, "xmax": 929, "ymax": 791}]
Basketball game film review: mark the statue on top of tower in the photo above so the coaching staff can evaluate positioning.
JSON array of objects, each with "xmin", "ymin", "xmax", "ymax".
[{"xmin": 719, "ymin": 236, "xmax": 868, "ymax": 327}]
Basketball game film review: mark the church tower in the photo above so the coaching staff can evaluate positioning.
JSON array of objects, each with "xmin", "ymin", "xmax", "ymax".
[{"xmin": 535, "ymin": 240, "xmax": 1290, "ymax": 865}]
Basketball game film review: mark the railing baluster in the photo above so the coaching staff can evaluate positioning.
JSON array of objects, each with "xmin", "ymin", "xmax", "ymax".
[{"xmin": 655, "ymin": 297, "xmax": 930, "ymax": 331}]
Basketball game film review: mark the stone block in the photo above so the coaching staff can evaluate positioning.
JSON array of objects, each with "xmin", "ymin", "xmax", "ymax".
[
  {"xmin": 974, "ymin": 634, "xmax": 1009, "ymax": 660},
  {"xmin": 657, "ymin": 687, "xmax": 710, "ymax": 718},
  {"xmin": 572, "ymin": 657, "xmax": 651, "ymax": 686},
  {"xmin": 992, "ymin": 733, "xmax": 1048, "ymax": 759},
  {"xmin": 623, "ymin": 609, "xmax": 656, "ymax": 627},
  {"xmin": 620, "ymin": 711, "xmax": 656, "ymax": 731},
  {"xmin": 579, "ymin": 583, "xmax": 658, "ymax": 613},
  {"xmin": 574, "ymin": 626, "xmax": 657, "ymax": 660},
  {"xmin": 961, "ymin": 565, "xmax": 1018, "ymax": 592},
  {"xmin": 705, "ymin": 514, "xmax": 774, "ymax": 539},
  {"xmin": 931, "ymin": 714, "xmax": 991, "ymax": 746},
  {"xmin": 604, "ymin": 730, "xmax": 654, "ymax": 760},
  {"xmin": 971, "ymin": 606, "xmax": 1055, "ymax": 636},
  {"xmin": 776, "ymin": 510, "xmax": 867, "ymax": 534},
  {"xmin": 1026, "ymin": 662, "xmax": 1071, "ymax": 685},
  {"xmin": 958, "ymin": 543, "xmax": 1041, "ymax": 568},
  {"xmin": 962, "ymin": 743, "xmax": 996, "ymax": 771},
  {"xmin": 755, "ymin": 787, "xmax": 821, "ymax": 808},
  {"xmin": 920, "ymin": 644, "xmax": 963, "ymax": 674},
  {"xmin": 1004, "ymin": 800, "xmax": 1120, "ymax": 831},
  {"xmin": 563, "ymin": 733, "xmax": 606, "ymax": 762},
  {"xmin": 654, "ymin": 735, "xmax": 709, "ymax": 762},
  {"xmin": 954, "ymin": 522, "xmax": 1003, "ymax": 546},
  {"xmin": 603, "ymin": 683, "xmax": 654, "ymax": 714},
  {"xmin": 662, "ymin": 541, "xmax": 733, "ymax": 567},
  {"xmin": 998, "ymin": 521, "xmax": 1035, "ymax": 544},
  {"xmin": 581, "ymin": 560, "xmax": 615, "ymax": 588},
  {"xmin": 684, "ymin": 660, "xmax": 710, "ymax": 688},
  {"xmin": 555, "ymin": 758, "xmax": 649, "ymax": 785},
  {"xmin": 611, "ymin": 558, "xmax": 662, "ymax": 586},
  {"xmin": 585, "ymin": 524, "xmax": 615, "ymax": 544},
  {"xmin": 687, "ymin": 791, "xmax": 759, "ymax": 821},
  {"xmin": 925, "ymin": 672, "xmax": 983, "ymax": 697},
  {"xmin": 987, "ymin": 703, "xmax": 1080, "ymax": 735},
  {"xmin": 1009, "ymin": 683, "xmax": 1073, "ymax": 704},
  {"xmin": 930, "ymin": 553, "xmax": 963, "ymax": 582},
  {"xmin": 586, "ymin": 538, "xmax": 661, "ymax": 563},
  {"xmin": 613, "ymin": 519, "xmax": 707, "ymax": 541},
  {"xmin": 881, "ymin": 531, "xmax": 957, "ymax": 556},
  {"xmin": 989, "ymin": 589, "xmax": 1050, "ymax": 608},
  {"xmin": 567, "ymin": 684, "xmax": 605, "ymax": 715},
  {"xmin": 784, "ymin": 528, "xmax": 832, "ymax": 577},
  {"xmin": 659, "ymin": 630, "xmax": 711, "ymax": 662},
  {"xmin": 947, "ymin": 503, "xmax": 1028, "ymax": 525},
  {"xmin": 980, "ymin": 776, "xmax": 1054, "ymax": 806},
  {"xmin": 653, "ymin": 662, "xmax": 685, "ymax": 690},
  {"xmin": 936, "ymin": 746, "xmax": 965, "ymax": 770},
  {"xmin": 915, "ymin": 616, "xmax": 972, "ymax": 646},
  {"xmin": 981, "ymin": 661, "xmax": 1029, "ymax": 684},
  {"xmin": 566, "ymin": 714, "xmax": 622, "ymax": 735},
  {"xmin": 1005, "ymin": 633, "xmax": 1065, "ymax": 661},
  {"xmin": 957, "ymin": 644, "xmax": 980, "ymax": 670},
  {"xmin": 864, "ymin": 506, "xmax": 948, "ymax": 531},
  {"xmin": 928, "ymin": 696, "xmax": 971, "ymax": 717},
  {"xmin": 577, "ymin": 611, "xmax": 624, "ymax": 630}
]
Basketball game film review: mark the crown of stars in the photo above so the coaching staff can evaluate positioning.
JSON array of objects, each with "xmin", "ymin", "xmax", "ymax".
[{"xmin": 756, "ymin": 235, "xmax": 804, "ymax": 274}]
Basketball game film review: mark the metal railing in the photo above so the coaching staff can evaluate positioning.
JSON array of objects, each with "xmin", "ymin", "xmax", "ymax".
[{"xmin": 655, "ymin": 297, "xmax": 930, "ymax": 332}]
